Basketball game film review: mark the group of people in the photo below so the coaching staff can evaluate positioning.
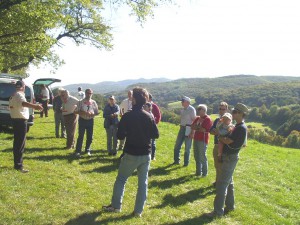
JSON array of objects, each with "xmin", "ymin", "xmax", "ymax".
[
  {"xmin": 171, "ymin": 96, "xmax": 248, "ymax": 218},
  {"xmin": 9, "ymin": 81, "xmax": 248, "ymax": 219}
]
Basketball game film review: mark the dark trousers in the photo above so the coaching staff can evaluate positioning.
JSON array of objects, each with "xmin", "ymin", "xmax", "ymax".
[
  {"xmin": 75, "ymin": 117, "xmax": 94, "ymax": 153},
  {"xmin": 40, "ymin": 100, "xmax": 49, "ymax": 117},
  {"xmin": 64, "ymin": 113, "xmax": 78, "ymax": 149},
  {"xmin": 12, "ymin": 119, "xmax": 27, "ymax": 169}
]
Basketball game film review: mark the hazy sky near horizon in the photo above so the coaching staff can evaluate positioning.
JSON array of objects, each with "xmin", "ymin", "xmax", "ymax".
[{"xmin": 27, "ymin": 0, "xmax": 300, "ymax": 86}]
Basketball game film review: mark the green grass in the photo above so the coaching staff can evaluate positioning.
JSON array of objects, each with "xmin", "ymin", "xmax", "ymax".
[{"xmin": 0, "ymin": 111, "xmax": 299, "ymax": 225}]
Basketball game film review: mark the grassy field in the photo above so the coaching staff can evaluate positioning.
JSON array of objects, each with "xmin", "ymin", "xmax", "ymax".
[{"xmin": 0, "ymin": 111, "xmax": 299, "ymax": 225}]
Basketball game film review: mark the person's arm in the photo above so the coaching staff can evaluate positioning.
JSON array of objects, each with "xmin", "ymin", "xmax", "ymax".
[
  {"xmin": 22, "ymin": 102, "xmax": 43, "ymax": 111},
  {"xmin": 219, "ymin": 136, "xmax": 234, "ymax": 145}
]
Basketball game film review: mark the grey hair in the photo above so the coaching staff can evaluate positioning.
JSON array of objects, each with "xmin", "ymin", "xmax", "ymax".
[{"xmin": 197, "ymin": 104, "xmax": 207, "ymax": 113}]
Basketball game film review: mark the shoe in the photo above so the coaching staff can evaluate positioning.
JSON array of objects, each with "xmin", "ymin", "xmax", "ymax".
[
  {"xmin": 151, "ymin": 157, "xmax": 156, "ymax": 161},
  {"xmin": 171, "ymin": 162, "xmax": 180, "ymax": 165},
  {"xmin": 102, "ymin": 204, "xmax": 120, "ymax": 213},
  {"xmin": 16, "ymin": 168, "xmax": 29, "ymax": 173},
  {"xmin": 224, "ymin": 207, "xmax": 234, "ymax": 215},
  {"xmin": 131, "ymin": 211, "xmax": 142, "ymax": 218},
  {"xmin": 183, "ymin": 164, "xmax": 188, "ymax": 167},
  {"xmin": 87, "ymin": 152, "xmax": 91, "ymax": 156},
  {"xmin": 75, "ymin": 153, "xmax": 80, "ymax": 157},
  {"xmin": 203, "ymin": 211, "xmax": 222, "ymax": 218}
]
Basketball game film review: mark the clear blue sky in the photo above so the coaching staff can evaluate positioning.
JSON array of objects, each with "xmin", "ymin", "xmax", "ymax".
[{"xmin": 28, "ymin": 0, "xmax": 300, "ymax": 86}]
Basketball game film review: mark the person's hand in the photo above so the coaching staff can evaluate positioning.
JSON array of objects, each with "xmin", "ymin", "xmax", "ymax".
[
  {"xmin": 35, "ymin": 104, "xmax": 43, "ymax": 111},
  {"xmin": 211, "ymin": 128, "xmax": 217, "ymax": 135}
]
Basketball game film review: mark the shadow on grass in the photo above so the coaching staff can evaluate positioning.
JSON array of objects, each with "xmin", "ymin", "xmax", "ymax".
[
  {"xmin": 149, "ymin": 175, "xmax": 194, "ymax": 189},
  {"xmin": 153, "ymin": 186, "xmax": 215, "ymax": 209},
  {"xmin": 163, "ymin": 214, "xmax": 214, "ymax": 225},
  {"xmin": 1, "ymin": 146, "xmax": 66, "ymax": 153},
  {"xmin": 65, "ymin": 211, "xmax": 133, "ymax": 225},
  {"xmin": 149, "ymin": 164, "xmax": 181, "ymax": 176},
  {"xmin": 25, "ymin": 153, "xmax": 78, "ymax": 163}
]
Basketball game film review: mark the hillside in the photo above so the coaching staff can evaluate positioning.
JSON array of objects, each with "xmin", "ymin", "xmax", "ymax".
[
  {"xmin": 0, "ymin": 113, "xmax": 299, "ymax": 224},
  {"xmin": 63, "ymin": 78, "xmax": 170, "ymax": 94}
]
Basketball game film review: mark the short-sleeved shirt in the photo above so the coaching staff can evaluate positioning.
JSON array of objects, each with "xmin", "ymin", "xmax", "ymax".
[
  {"xmin": 151, "ymin": 102, "xmax": 161, "ymax": 124},
  {"xmin": 62, "ymin": 96, "xmax": 79, "ymax": 115},
  {"xmin": 77, "ymin": 99, "xmax": 99, "ymax": 120},
  {"xmin": 9, "ymin": 91, "xmax": 29, "ymax": 119},
  {"xmin": 120, "ymin": 98, "xmax": 132, "ymax": 114},
  {"xmin": 192, "ymin": 115, "xmax": 213, "ymax": 144},
  {"xmin": 77, "ymin": 91, "xmax": 85, "ymax": 100},
  {"xmin": 223, "ymin": 122, "xmax": 247, "ymax": 154},
  {"xmin": 180, "ymin": 105, "xmax": 196, "ymax": 126},
  {"xmin": 41, "ymin": 88, "xmax": 49, "ymax": 101}
]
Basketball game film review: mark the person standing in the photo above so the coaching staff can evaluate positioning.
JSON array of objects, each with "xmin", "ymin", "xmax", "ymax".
[
  {"xmin": 118, "ymin": 90, "xmax": 133, "ymax": 150},
  {"xmin": 77, "ymin": 87, "xmax": 85, "ymax": 100},
  {"xmin": 9, "ymin": 80, "xmax": 43, "ymax": 173},
  {"xmin": 103, "ymin": 96, "xmax": 120, "ymax": 156},
  {"xmin": 191, "ymin": 104, "xmax": 212, "ymax": 177},
  {"xmin": 61, "ymin": 90, "xmax": 79, "ymax": 149},
  {"xmin": 102, "ymin": 87, "xmax": 159, "ymax": 217},
  {"xmin": 40, "ymin": 84, "xmax": 49, "ymax": 117},
  {"xmin": 172, "ymin": 96, "xmax": 196, "ymax": 166},
  {"xmin": 210, "ymin": 102, "xmax": 229, "ymax": 187},
  {"xmin": 149, "ymin": 93, "xmax": 161, "ymax": 160},
  {"xmin": 53, "ymin": 88, "xmax": 66, "ymax": 138},
  {"xmin": 205, "ymin": 103, "xmax": 249, "ymax": 218},
  {"xmin": 75, "ymin": 89, "xmax": 99, "ymax": 157}
]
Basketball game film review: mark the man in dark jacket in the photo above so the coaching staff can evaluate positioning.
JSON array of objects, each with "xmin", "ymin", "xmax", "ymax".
[{"xmin": 103, "ymin": 87, "xmax": 159, "ymax": 217}]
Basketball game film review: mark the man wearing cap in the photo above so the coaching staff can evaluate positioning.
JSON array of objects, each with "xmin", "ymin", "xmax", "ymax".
[
  {"xmin": 75, "ymin": 89, "xmax": 99, "ymax": 157},
  {"xmin": 172, "ymin": 96, "xmax": 196, "ymax": 166},
  {"xmin": 9, "ymin": 80, "xmax": 43, "ymax": 173},
  {"xmin": 103, "ymin": 95, "xmax": 120, "ymax": 155},
  {"xmin": 205, "ymin": 103, "xmax": 249, "ymax": 218}
]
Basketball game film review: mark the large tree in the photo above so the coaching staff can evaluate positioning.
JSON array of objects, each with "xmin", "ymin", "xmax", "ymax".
[{"xmin": 0, "ymin": 0, "xmax": 170, "ymax": 74}]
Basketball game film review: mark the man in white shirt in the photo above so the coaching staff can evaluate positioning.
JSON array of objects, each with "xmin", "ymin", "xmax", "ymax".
[
  {"xmin": 118, "ymin": 90, "xmax": 133, "ymax": 150},
  {"xmin": 77, "ymin": 87, "xmax": 85, "ymax": 100},
  {"xmin": 172, "ymin": 96, "xmax": 196, "ymax": 166},
  {"xmin": 9, "ymin": 80, "xmax": 43, "ymax": 173},
  {"xmin": 40, "ymin": 84, "xmax": 50, "ymax": 117}
]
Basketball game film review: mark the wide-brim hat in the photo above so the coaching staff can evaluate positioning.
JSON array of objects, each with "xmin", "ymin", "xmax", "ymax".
[
  {"xmin": 222, "ymin": 112, "xmax": 232, "ymax": 120},
  {"xmin": 233, "ymin": 103, "xmax": 249, "ymax": 115}
]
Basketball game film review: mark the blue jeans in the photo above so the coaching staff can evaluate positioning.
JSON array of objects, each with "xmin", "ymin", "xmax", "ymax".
[
  {"xmin": 106, "ymin": 124, "xmax": 118, "ymax": 154},
  {"xmin": 214, "ymin": 153, "xmax": 239, "ymax": 216},
  {"xmin": 75, "ymin": 117, "xmax": 94, "ymax": 153},
  {"xmin": 111, "ymin": 153, "xmax": 151, "ymax": 214},
  {"xmin": 173, "ymin": 126, "xmax": 192, "ymax": 165},
  {"xmin": 193, "ymin": 140, "xmax": 208, "ymax": 176},
  {"xmin": 151, "ymin": 139, "xmax": 156, "ymax": 159}
]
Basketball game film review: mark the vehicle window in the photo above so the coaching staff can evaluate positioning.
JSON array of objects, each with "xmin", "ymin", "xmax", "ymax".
[{"xmin": 0, "ymin": 83, "xmax": 32, "ymax": 102}]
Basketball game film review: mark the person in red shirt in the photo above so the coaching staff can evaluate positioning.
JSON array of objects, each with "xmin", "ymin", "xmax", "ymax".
[
  {"xmin": 191, "ymin": 104, "xmax": 213, "ymax": 177},
  {"xmin": 149, "ymin": 93, "xmax": 161, "ymax": 160}
]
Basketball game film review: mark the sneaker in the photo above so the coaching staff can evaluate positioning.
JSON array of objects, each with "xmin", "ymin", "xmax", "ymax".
[
  {"xmin": 102, "ymin": 204, "xmax": 121, "ymax": 213},
  {"xmin": 151, "ymin": 157, "xmax": 156, "ymax": 161},
  {"xmin": 171, "ymin": 162, "xmax": 180, "ymax": 165},
  {"xmin": 224, "ymin": 207, "xmax": 234, "ymax": 215},
  {"xmin": 131, "ymin": 211, "xmax": 142, "ymax": 218},
  {"xmin": 16, "ymin": 168, "xmax": 29, "ymax": 173},
  {"xmin": 75, "ymin": 153, "xmax": 80, "ymax": 157},
  {"xmin": 87, "ymin": 151, "xmax": 92, "ymax": 156}
]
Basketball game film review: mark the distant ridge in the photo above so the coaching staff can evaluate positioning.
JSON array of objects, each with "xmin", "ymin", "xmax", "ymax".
[{"xmin": 63, "ymin": 78, "xmax": 171, "ymax": 94}]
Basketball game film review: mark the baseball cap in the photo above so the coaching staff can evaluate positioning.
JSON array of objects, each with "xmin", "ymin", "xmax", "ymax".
[
  {"xmin": 15, "ymin": 80, "xmax": 25, "ymax": 88},
  {"xmin": 181, "ymin": 96, "xmax": 191, "ymax": 103},
  {"xmin": 109, "ymin": 95, "xmax": 115, "ymax": 100}
]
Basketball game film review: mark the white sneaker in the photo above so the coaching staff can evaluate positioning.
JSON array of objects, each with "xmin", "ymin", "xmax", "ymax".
[
  {"xmin": 75, "ymin": 153, "xmax": 80, "ymax": 157},
  {"xmin": 87, "ymin": 151, "xmax": 91, "ymax": 156}
]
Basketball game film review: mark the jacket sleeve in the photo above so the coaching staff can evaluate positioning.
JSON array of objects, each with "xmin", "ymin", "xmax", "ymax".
[
  {"xmin": 150, "ymin": 118, "xmax": 159, "ymax": 139},
  {"xmin": 117, "ymin": 115, "xmax": 126, "ymax": 140}
]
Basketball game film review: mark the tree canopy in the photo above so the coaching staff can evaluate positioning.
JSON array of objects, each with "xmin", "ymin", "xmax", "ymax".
[{"xmin": 0, "ymin": 0, "xmax": 170, "ymax": 74}]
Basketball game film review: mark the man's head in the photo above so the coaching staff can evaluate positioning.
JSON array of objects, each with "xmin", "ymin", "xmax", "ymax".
[
  {"xmin": 181, "ymin": 96, "xmax": 191, "ymax": 108},
  {"xmin": 15, "ymin": 80, "xmax": 25, "ymax": 91},
  {"xmin": 132, "ymin": 87, "xmax": 149, "ymax": 106},
  {"xmin": 108, "ymin": 95, "xmax": 116, "ymax": 105},
  {"xmin": 78, "ymin": 87, "xmax": 82, "ymax": 92},
  {"xmin": 232, "ymin": 103, "xmax": 249, "ymax": 120},
  {"xmin": 127, "ymin": 90, "xmax": 133, "ymax": 100},
  {"xmin": 85, "ymin": 89, "xmax": 93, "ymax": 100},
  {"xmin": 218, "ymin": 102, "xmax": 228, "ymax": 116}
]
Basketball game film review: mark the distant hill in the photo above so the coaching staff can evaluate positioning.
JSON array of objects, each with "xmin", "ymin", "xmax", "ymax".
[
  {"xmin": 63, "ymin": 78, "xmax": 171, "ymax": 94},
  {"xmin": 125, "ymin": 75, "xmax": 300, "ymax": 103}
]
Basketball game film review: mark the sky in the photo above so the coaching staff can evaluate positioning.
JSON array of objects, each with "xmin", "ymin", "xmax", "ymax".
[{"xmin": 27, "ymin": 0, "xmax": 300, "ymax": 86}]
